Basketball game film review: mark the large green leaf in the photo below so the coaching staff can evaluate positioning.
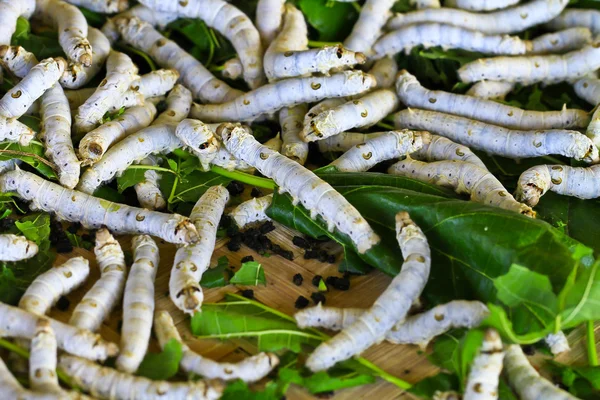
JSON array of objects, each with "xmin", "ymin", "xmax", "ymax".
[
  {"xmin": 11, "ymin": 18, "xmax": 64, "ymax": 59},
  {"xmin": 136, "ymin": 339, "xmax": 182, "ymax": 381},
  {"xmin": 230, "ymin": 261, "xmax": 266, "ymax": 286},
  {"xmin": 192, "ymin": 294, "xmax": 410, "ymax": 390},
  {"xmin": 493, "ymin": 264, "xmax": 559, "ymax": 334},
  {"xmin": 266, "ymin": 172, "xmax": 455, "ymax": 276},
  {"xmin": 0, "ymin": 142, "xmax": 57, "ymax": 180},
  {"xmin": 536, "ymin": 193, "xmax": 600, "ymax": 256},
  {"xmin": 297, "ymin": 0, "xmax": 359, "ymax": 41},
  {"xmin": 190, "ymin": 299, "xmax": 322, "ymax": 352},
  {"xmin": 1, "ymin": 213, "xmax": 55, "ymax": 305},
  {"xmin": 200, "ymin": 256, "xmax": 229, "ymax": 288},
  {"xmin": 547, "ymin": 361, "xmax": 600, "ymax": 400},
  {"xmin": 429, "ymin": 329, "xmax": 484, "ymax": 391},
  {"xmin": 333, "ymin": 185, "xmax": 592, "ymax": 305}
]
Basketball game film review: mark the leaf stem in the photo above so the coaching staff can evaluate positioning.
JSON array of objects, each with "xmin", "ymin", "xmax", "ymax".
[
  {"xmin": 307, "ymin": 40, "xmax": 340, "ymax": 48},
  {"xmin": 587, "ymin": 320, "xmax": 598, "ymax": 366},
  {"xmin": 194, "ymin": 330, "xmax": 325, "ymax": 341},
  {"xmin": 0, "ymin": 149, "xmax": 57, "ymax": 171},
  {"xmin": 210, "ymin": 166, "xmax": 275, "ymax": 189},
  {"xmin": 221, "ymin": 294, "xmax": 412, "ymax": 390},
  {"xmin": 125, "ymin": 164, "xmax": 179, "ymax": 176},
  {"xmin": 376, "ymin": 121, "xmax": 395, "ymax": 130},
  {"xmin": 355, "ymin": 357, "xmax": 412, "ymax": 390},
  {"xmin": 0, "ymin": 338, "xmax": 75, "ymax": 388}
]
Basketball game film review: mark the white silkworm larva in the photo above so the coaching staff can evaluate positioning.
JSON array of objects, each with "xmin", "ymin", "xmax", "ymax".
[
  {"xmin": 0, "ymin": 0, "xmax": 35, "ymax": 45},
  {"xmin": 154, "ymin": 310, "xmax": 279, "ymax": 382},
  {"xmin": 368, "ymin": 56, "xmax": 398, "ymax": 89},
  {"xmin": 304, "ymin": 98, "xmax": 347, "ymax": 127},
  {"xmin": 0, "ymin": 57, "xmax": 66, "ymax": 119},
  {"xmin": 263, "ymin": 3, "xmax": 307, "ymax": 78},
  {"xmin": 318, "ymin": 131, "xmax": 386, "ymax": 153},
  {"xmin": 505, "ymin": 344, "xmax": 578, "ymax": 400},
  {"xmin": 59, "ymin": 354, "xmax": 224, "ymax": 400},
  {"xmin": 64, "ymin": 0, "xmax": 129, "ymax": 13},
  {"xmin": 317, "ymin": 132, "xmax": 488, "ymax": 169},
  {"xmin": 0, "ymin": 354, "xmax": 26, "ymax": 399},
  {"xmin": 263, "ymin": 133, "xmax": 282, "ymax": 152},
  {"xmin": 152, "ymin": 84, "xmax": 192, "ymax": 125},
  {"xmin": 65, "ymin": 87, "xmax": 95, "ymax": 110},
  {"xmin": 264, "ymin": 5, "xmax": 365, "ymax": 81},
  {"xmin": 396, "ymin": 70, "xmax": 590, "ymax": 129},
  {"xmin": 19, "ymin": 257, "xmax": 90, "ymax": 316},
  {"xmin": 0, "ymin": 49, "xmax": 79, "ymax": 186},
  {"xmin": 29, "ymin": 319, "xmax": 59, "ymax": 392},
  {"xmin": 588, "ymin": 106, "xmax": 600, "ymax": 148},
  {"xmin": 389, "ymin": 159, "xmax": 535, "ymax": 216},
  {"xmin": 174, "ymin": 119, "xmax": 251, "ymax": 172},
  {"xmin": 515, "ymin": 164, "xmax": 600, "ymax": 206},
  {"xmin": 69, "ymin": 229, "xmax": 127, "ymax": 332},
  {"xmin": 374, "ymin": 23, "xmax": 528, "ymax": 58},
  {"xmin": 219, "ymin": 124, "xmax": 380, "ymax": 254},
  {"xmin": 78, "ymin": 102, "xmax": 157, "ymax": 166},
  {"xmin": 75, "ymin": 51, "xmax": 138, "ymax": 134},
  {"xmin": 446, "ymin": 0, "xmax": 519, "ymax": 11},
  {"xmin": 138, "ymin": 0, "xmax": 266, "ymax": 89},
  {"xmin": 0, "ymin": 169, "xmax": 197, "ymax": 244},
  {"xmin": 574, "ymin": 77, "xmax": 600, "ymax": 105},
  {"xmin": 387, "ymin": 0, "xmax": 568, "ymax": 35},
  {"xmin": 2, "ymin": 351, "xmax": 91, "ymax": 400},
  {"xmin": 545, "ymin": 331, "xmax": 570, "ymax": 355},
  {"xmin": 0, "ymin": 234, "xmax": 38, "ymax": 262},
  {"xmin": 77, "ymin": 124, "xmax": 182, "ymax": 195},
  {"xmin": 170, "ymin": 185, "xmax": 229, "ymax": 314},
  {"xmin": 343, "ymin": 0, "xmax": 396, "ymax": 54},
  {"xmin": 40, "ymin": 83, "xmax": 81, "ymax": 189},
  {"xmin": 458, "ymin": 39, "xmax": 600, "ymax": 85},
  {"xmin": 134, "ymin": 86, "xmax": 192, "ymax": 209},
  {"xmin": 190, "ymin": 71, "xmax": 376, "ymax": 123},
  {"xmin": 546, "ymin": 9, "xmax": 600, "ymax": 35},
  {"xmin": 306, "ymin": 212, "xmax": 430, "ymax": 371},
  {"xmin": 0, "ymin": 118, "xmax": 37, "ymax": 145},
  {"xmin": 0, "ymin": 45, "xmax": 38, "ymax": 78},
  {"xmin": 221, "ymin": 57, "xmax": 243, "ymax": 80},
  {"xmin": 526, "ymin": 27, "xmax": 592, "ymax": 55},
  {"xmin": 115, "ymin": 16, "xmax": 242, "ymax": 103},
  {"xmin": 0, "ymin": 159, "xmax": 20, "ymax": 175},
  {"xmin": 66, "ymin": 87, "xmax": 145, "ymax": 112},
  {"xmin": 229, "ymin": 194, "xmax": 274, "ymax": 229},
  {"xmin": 116, "ymin": 235, "xmax": 159, "ymax": 373},
  {"xmin": 133, "ymin": 68, "xmax": 180, "ymax": 98},
  {"xmin": 463, "ymin": 329, "xmax": 504, "ymax": 400},
  {"xmin": 466, "ymin": 81, "xmax": 515, "ymax": 100},
  {"xmin": 302, "ymin": 89, "xmax": 400, "ymax": 142},
  {"xmin": 329, "ymin": 130, "xmax": 430, "ymax": 172},
  {"xmin": 295, "ymin": 300, "xmax": 489, "ymax": 348},
  {"xmin": 102, "ymin": 4, "xmax": 179, "ymax": 44},
  {"xmin": 35, "ymin": 0, "xmax": 93, "ymax": 66},
  {"xmin": 61, "ymin": 28, "xmax": 111, "ymax": 89},
  {"xmin": 0, "ymin": 302, "xmax": 119, "ymax": 361},
  {"xmin": 393, "ymin": 109, "xmax": 599, "ymax": 163},
  {"xmin": 134, "ymin": 156, "xmax": 167, "ymax": 211},
  {"xmin": 256, "ymin": 0, "xmax": 285, "ymax": 46},
  {"xmin": 279, "ymin": 104, "xmax": 309, "ymax": 164},
  {"xmin": 415, "ymin": 135, "xmax": 487, "ymax": 169}
]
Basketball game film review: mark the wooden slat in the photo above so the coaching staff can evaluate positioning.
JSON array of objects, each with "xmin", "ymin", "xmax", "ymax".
[{"xmin": 48, "ymin": 222, "xmax": 597, "ymax": 400}]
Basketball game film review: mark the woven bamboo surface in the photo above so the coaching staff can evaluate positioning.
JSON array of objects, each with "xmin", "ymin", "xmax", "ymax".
[{"xmin": 50, "ymin": 222, "xmax": 599, "ymax": 400}]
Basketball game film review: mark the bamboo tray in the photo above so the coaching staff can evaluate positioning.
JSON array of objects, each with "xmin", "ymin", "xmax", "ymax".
[{"xmin": 49, "ymin": 222, "xmax": 599, "ymax": 399}]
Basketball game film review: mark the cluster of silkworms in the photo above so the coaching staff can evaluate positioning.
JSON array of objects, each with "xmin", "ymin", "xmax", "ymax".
[{"xmin": 0, "ymin": 0, "xmax": 591, "ymax": 398}]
